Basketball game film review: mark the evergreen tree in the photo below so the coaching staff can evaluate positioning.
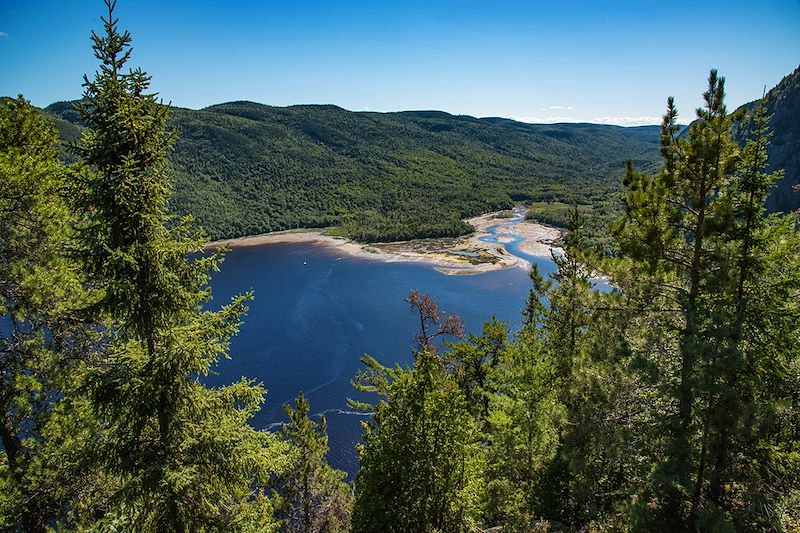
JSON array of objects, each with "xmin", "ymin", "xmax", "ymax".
[
  {"xmin": 546, "ymin": 207, "xmax": 593, "ymax": 387},
  {"xmin": 72, "ymin": 3, "xmax": 288, "ymax": 530},
  {"xmin": 351, "ymin": 293, "xmax": 483, "ymax": 533},
  {"xmin": 447, "ymin": 318, "xmax": 508, "ymax": 425},
  {"xmin": 351, "ymin": 350, "xmax": 484, "ymax": 533},
  {"xmin": 515, "ymin": 209, "xmax": 644, "ymax": 527},
  {"xmin": 524, "ymin": 208, "xmax": 594, "ymax": 524},
  {"xmin": 615, "ymin": 71, "xmax": 739, "ymax": 528},
  {"xmin": 616, "ymin": 71, "xmax": 800, "ymax": 530},
  {"xmin": 697, "ymin": 97, "xmax": 800, "ymax": 528},
  {"xmin": 0, "ymin": 96, "xmax": 102, "ymax": 531},
  {"xmin": 483, "ymin": 333, "xmax": 564, "ymax": 529},
  {"xmin": 277, "ymin": 394, "xmax": 352, "ymax": 533},
  {"xmin": 522, "ymin": 264, "xmax": 551, "ymax": 329}
]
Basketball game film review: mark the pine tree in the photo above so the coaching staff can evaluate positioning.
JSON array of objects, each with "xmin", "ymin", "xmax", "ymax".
[
  {"xmin": 614, "ymin": 71, "xmax": 736, "ymax": 528},
  {"xmin": 0, "ymin": 96, "xmax": 101, "ymax": 531},
  {"xmin": 351, "ymin": 293, "xmax": 483, "ymax": 533},
  {"xmin": 277, "ymin": 394, "xmax": 352, "ymax": 533},
  {"xmin": 697, "ymin": 96, "xmax": 800, "ymax": 527},
  {"xmin": 72, "ymin": 3, "xmax": 288, "ymax": 530},
  {"xmin": 616, "ymin": 71, "xmax": 800, "ymax": 529}
]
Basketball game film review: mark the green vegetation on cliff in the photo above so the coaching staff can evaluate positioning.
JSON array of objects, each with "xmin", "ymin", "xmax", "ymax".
[{"xmin": 733, "ymin": 64, "xmax": 800, "ymax": 215}]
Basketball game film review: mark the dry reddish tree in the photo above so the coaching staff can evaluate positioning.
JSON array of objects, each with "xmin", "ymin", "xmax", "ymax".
[{"xmin": 405, "ymin": 290, "xmax": 464, "ymax": 353}]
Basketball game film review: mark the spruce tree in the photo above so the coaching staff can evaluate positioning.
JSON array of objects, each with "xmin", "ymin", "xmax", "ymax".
[
  {"xmin": 277, "ymin": 394, "xmax": 352, "ymax": 533},
  {"xmin": 73, "ymin": 2, "xmax": 287, "ymax": 530}
]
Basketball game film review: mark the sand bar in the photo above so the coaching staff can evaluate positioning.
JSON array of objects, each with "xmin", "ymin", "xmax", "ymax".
[{"xmin": 205, "ymin": 209, "xmax": 563, "ymax": 276}]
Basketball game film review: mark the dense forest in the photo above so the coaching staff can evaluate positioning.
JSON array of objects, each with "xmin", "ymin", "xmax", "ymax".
[
  {"xmin": 43, "ymin": 92, "xmax": 664, "ymax": 244},
  {"xmin": 2, "ymin": 2, "xmax": 800, "ymax": 532},
  {"xmin": 44, "ymin": 69, "xmax": 800, "ymax": 247}
]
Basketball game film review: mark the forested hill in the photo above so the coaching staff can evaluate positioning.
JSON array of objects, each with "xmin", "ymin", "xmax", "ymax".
[
  {"xmin": 44, "ymin": 99, "xmax": 662, "ymax": 241},
  {"xmin": 733, "ymin": 64, "xmax": 800, "ymax": 214}
]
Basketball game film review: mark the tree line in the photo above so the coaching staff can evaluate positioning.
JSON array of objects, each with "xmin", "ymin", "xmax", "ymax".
[
  {"xmin": 2, "ymin": 2, "xmax": 799, "ymax": 531},
  {"xmin": 44, "ymin": 76, "xmax": 663, "ymax": 246}
]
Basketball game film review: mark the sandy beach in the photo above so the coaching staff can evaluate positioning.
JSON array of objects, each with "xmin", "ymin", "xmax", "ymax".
[{"xmin": 205, "ymin": 209, "xmax": 563, "ymax": 275}]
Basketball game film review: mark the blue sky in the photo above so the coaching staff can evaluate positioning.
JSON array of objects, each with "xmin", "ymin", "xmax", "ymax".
[{"xmin": 1, "ymin": 0, "xmax": 798, "ymax": 125}]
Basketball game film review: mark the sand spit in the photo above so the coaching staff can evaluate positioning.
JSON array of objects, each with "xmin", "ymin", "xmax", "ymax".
[{"xmin": 205, "ymin": 210, "xmax": 563, "ymax": 275}]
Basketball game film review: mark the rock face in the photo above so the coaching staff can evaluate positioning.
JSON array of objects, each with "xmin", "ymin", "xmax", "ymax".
[{"xmin": 734, "ymin": 65, "xmax": 800, "ymax": 214}]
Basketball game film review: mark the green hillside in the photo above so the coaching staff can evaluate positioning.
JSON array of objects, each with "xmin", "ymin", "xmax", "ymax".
[{"xmin": 45, "ymin": 100, "xmax": 662, "ymax": 241}]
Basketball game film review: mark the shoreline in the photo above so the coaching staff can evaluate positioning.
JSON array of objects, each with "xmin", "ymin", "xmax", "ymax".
[{"xmin": 205, "ymin": 210, "xmax": 563, "ymax": 276}]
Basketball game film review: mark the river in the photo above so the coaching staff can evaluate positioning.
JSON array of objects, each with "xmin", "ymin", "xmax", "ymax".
[{"xmin": 207, "ymin": 214, "xmax": 561, "ymax": 475}]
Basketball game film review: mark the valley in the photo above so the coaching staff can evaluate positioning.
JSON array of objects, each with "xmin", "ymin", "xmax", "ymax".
[{"xmin": 2, "ymin": 0, "xmax": 798, "ymax": 528}]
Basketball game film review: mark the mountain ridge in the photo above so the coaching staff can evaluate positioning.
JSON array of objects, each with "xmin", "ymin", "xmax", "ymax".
[
  {"xmin": 732, "ymin": 64, "xmax": 800, "ymax": 214},
  {"xmin": 40, "ymin": 66, "xmax": 799, "ymax": 244},
  {"xmin": 44, "ymin": 99, "xmax": 663, "ymax": 242}
]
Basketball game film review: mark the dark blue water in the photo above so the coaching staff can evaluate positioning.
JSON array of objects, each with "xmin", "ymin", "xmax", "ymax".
[{"xmin": 207, "ymin": 218, "xmax": 561, "ymax": 475}]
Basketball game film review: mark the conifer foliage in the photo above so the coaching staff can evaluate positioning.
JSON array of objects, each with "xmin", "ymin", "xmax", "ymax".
[
  {"xmin": 0, "ymin": 97, "xmax": 99, "ymax": 532},
  {"xmin": 350, "ymin": 292, "xmax": 483, "ymax": 533},
  {"xmin": 3, "ymin": 3, "xmax": 800, "ymax": 529},
  {"xmin": 72, "ymin": 2, "xmax": 287, "ymax": 531},
  {"xmin": 476, "ymin": 72, "xmax": 799, "ymax": 531},
  {"xmin": 277, "ymin": 393, "xmax": 352, "ymax": 533},
  {"xmin": 615, "ymin": 71, "xmax": 800, "ymax": 530},
  {"xmin": 351, "ymin": 350, "xmax": 485, "ymax": 533}
]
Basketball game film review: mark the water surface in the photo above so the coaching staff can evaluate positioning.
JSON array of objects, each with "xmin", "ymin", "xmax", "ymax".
[{"xmin": 208, "ymin": 220, "xmax": 558, "ymax": 474}]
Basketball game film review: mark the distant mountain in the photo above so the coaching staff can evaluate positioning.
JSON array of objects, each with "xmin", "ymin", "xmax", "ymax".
[
  {"xmin": 45, "ymin": 100, "xmax": 662, "ymax": 242},
  {"xmin": 732, "ymin": 65, "xmax": 800, "ymax": 214}
]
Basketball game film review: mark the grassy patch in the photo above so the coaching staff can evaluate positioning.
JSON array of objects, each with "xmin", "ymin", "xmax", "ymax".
[{"xmin": 526, "ymin": 202, "xmax": 593, "ymax": 228}]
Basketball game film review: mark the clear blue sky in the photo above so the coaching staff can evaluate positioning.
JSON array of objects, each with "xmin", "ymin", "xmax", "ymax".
[{"xmin": 1, "ymin": 0, "xmax": 798, "ymax": 125}]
